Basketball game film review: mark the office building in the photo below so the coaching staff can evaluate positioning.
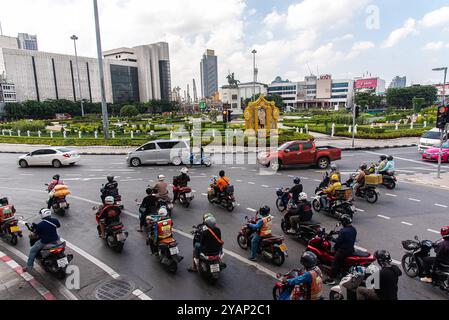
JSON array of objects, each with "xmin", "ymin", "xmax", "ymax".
[
  {"xmin": 0, "ymin": 35, "xmax": 19, "ymax": 50},
  {"xmin": 17, "ymin": 33, "xmax": 38, "ymax": 51},
  {"xmin": 354, "ymin": 76, "xmax": 386, "ymax": 95},
  {"xmin": 219, "ymin": 82, "xmax": 268, "ymax": 114},
  {"xmin": 200, "ymin": 49, "xmax": 218, "ymax": 98},
  {"xmin": 389, "ymin": 76, "xmax": 407, "ymax": 89}
]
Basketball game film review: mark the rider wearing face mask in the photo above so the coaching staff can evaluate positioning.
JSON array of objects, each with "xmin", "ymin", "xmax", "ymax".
[{"xmin": 421, "ymin": 226, "xmax": 449, "ymax": 283}]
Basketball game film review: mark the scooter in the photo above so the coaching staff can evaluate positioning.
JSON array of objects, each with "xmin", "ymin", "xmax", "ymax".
[
  {"xmin": 329, "ymin": 264, "xmax": 380, "ymax": 300},
  {"xmin": 281, "ymin": 211, "xmax": 322, "ymax": 244},
  {"xmin": 45, "ymin": 184, "xmax": 70, "ymax": 216},
  {"xmin": 148, "ymin": 228, "xmax": 183, "ymax": 274},
  {"xmin": 367, "ymin": 164, "xmax": 397, "ymax": 190},
  {"xmin": 93, "ymin": 207, "xmax": 128, "ymax": 253},
  {"xmin": 272, "ymin": 269, "xmax": 306, "ymax": 300},
  {"xmin": 345, "ymin": 175, "xmax": 379, "ymax": 204},
  {"xmin": 25, "ymin": 223, "xmax": 73, "ymax": 279},
  {"xmin": 101, "ymin": 185, "xmax": 124, "ymax": 209},
  {"xmin": 0, "ymin": 202, "xmax": 22, "ymax": 246},
  {"xmin": 207, "ymin": 181, "xmax": 236, "ymax": 212},
  {"xmin": 173, "ymin": 186, "xmax": 194, "ymax": 208},
  {"xmin": 187, "ymin": 152, "xmax": 213, "ymax": 168},
  {"xmin": 312, "ymin": 189, "xmax": 356, "ymax": 219},
  {"xmin": 275, "ymin": 187, "xmax": 291, "ymax": 212}
]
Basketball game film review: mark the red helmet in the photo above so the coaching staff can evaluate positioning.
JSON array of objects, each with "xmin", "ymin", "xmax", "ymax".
[{"xmin": 441, "ymin": 226, "xmax": 449, "ymax": 239}]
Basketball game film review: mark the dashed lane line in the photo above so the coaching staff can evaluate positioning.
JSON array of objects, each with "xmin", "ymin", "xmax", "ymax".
[
  {"xmin": 385, "ymin": 193, "xmax": 397, "ymax": 197},
  {"xmin": 435, "ymin": 204, "xmax": 448, "ymax": 208},
  {"xmin": 377, "ymin": 215, "xmax": 391, "ymax": 220},
  {"xmin": 408, "ymin": 198, "xmax": 421, "ymax": 202},
  {"xmin": 428, "ymin": 229, "xmax": 440, "ymax": 234},
  {"xmin": 261, "ymin": 185, "xmax": 269, "ymax": 188},
  {"xmin": 401, "ymin": 222, "xmax": 413, "ymax": 226},
  {"xmin": 246, "ymin": 208, "xmax": 257, "ymax": 212}
]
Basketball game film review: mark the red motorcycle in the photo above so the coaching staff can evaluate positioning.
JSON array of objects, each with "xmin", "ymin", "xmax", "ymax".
[
  {"xmin": 307, "ymin": 228, "xmax": 375, "ymax": 275},
  {"xmin": 237, "ymin": 214, "xmax": 288, "ymax": 266},
  {"xmin": 173, "ymin": 186, "xmax": 194, "ymax": 208},
  {"xmin": 273, "ymin": 269, "xmax": 306, "ymax": 300}
]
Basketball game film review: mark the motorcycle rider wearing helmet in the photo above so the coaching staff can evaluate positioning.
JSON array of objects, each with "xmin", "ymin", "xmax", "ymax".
[
  {"xmin": 188, "ymin": 214, "xmax": 224, "ymax": 272},
  {"xmin": 173, "ymin": 168, "xmax": 191, "ymax": 201},
  {"xmin": 354, "ymin": 164, "xmax": 367, "ymax": 196},
  {"xmin": 329, "ymin": 163, "xmax": 341, "ymax": 184},
  {"xmin": 24, "ymin": 209, "xmax": 61, "ymax": 272},
  {"xmin": 47, "ymin": 175, "xmax": 64, "ymax": 209},
  {"xmin": 324, "ymin": 215, "xmax": 357, "ymax": 285},
  {"xmin": 379, "ymin": 156, "xmax": 395, "ymax": 176},
  {"xmin": 420, "ymin": 226, "xmax": 449, "ymax": 283},
  {"xmin": 138, "ymin": 188, "xmax": 158, "ymax": 232},
  {"xmin": 377, "ymin": 155, "xmax": 388, "ymax": 172},
  {"xmin": 216, "ymin": 170, "xmax": 230, "ymax": 194},
  {"xmin": 357, "ymin": 250, "xmax": 402, "ymax": 300},
  {"xmin": 96, "ymin": 196, "xmax": 121, "ymax": 239},
  {"xmin": 148, "ymin": 207, "xmax": 173, "ymax": 255},
  {"xmin": 101, "ymin": 176, "xmax": 119, "ymax": 204},
  {"xmin": 247, "ymin": 206, "xmax": 273, "ymax": 261},
  {"xmin": 152, "ymin": 175, "xmax": 171, "ymax": 202},
  {"xmin": 289, "ymin": 177, "xmax": 303, "ymax": 205},
  {"xmin": 287, "ymin": 193, "xmax": 313, "ymax": 233},
  {"xmin": 323, "ymin": 174, "xmax": 342, "ymax": 210},
  {"xmin": 280, "ymin": 252, "xmax": 323, "ymax": 300}
]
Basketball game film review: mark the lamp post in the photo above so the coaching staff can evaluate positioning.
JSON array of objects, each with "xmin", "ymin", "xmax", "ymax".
[
  {"xmin": 252, "ymin": 49, "xmax": 257, "ymax": 102},
  {"xmin": 432, "ymin": 67, "xmax": 448, "ymax": 179},
  {"xmin": 93, "ymin": 0, "xmax": 110, "ymax": 139},
  {"xmin": 70, "ymin": 35, "xmax": 85, "ymax": 117}
]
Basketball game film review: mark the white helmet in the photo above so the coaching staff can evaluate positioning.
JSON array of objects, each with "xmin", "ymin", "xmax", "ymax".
[
  {"xmin": 158, "ymin": 207, "xmax": 168, "ymax": 217},
  {"xmin": 181, "ymin": 167, "xmax": 189, "ymax": 174},
  {"xmin": 299, "ymin": 192, "xmax": 308, "ymax": 201},
  {"xmin": 39, "ymin": 208, "xmax": 51, "ymax": 219},
  {"xmin": 158, "ymin": 175, "xmax": 166, "ymax": 182},
  {"xmin": 105, "ymin": 196, "xmax": 115, "ymax": 205}
]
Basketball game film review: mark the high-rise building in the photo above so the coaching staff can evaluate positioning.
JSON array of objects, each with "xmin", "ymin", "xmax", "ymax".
[
  {"xmin": 200, "ymin": 49, "xmax": 218, "ymax": 98},
  {"xmin": 17, "ymin": 33, "xmax": 38, "ymax": 51},
  {"xmin": 0, "ymin": 35, "xmax": 19, "ymax": 50},
  {"xmin": 389, "ymin": 76, "xmax": 407, "ymax": 89}
]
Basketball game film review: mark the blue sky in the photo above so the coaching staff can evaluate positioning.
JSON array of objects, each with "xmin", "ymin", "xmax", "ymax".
[{"xmin": 1, "ymin": 0, "xmax": 449, "ymax": 90}]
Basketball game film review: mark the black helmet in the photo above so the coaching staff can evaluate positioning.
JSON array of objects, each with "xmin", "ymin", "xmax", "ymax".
[
  {"xmin": 53, "ymin": 174, "xmax": 60, "ymax": 181},
  {"xmin": 293, "ymin": 177, "xmax": 301, "ymax": 185},
  {"xmin": 374, "ymin": 250, "xmax": 392, "ymax": 266},
  {"xmin": 107, "ymin": 176, "xmax": 114, "ymax": 183},
  {"xmin": 360, "ymin": 163, "xmax": 367, "ymax": 170},
  {"xmin": 219, "ymin": 170, "xmax": 225, "ymax": 177},
  {"xmin": 146, "ymin": 188, "xmax": 153, "ymax": 195},
  {"xmin": 380, "ymin": 155, "xmax": 387, "ymax": 161},
  {"xmin": 340, "ymin": 214, "xmax": 353, "ymax": 227},
  {"xmin": 387, "ymin": 155, "xmax": 394, "ymax": 161},
  {"xmin": 300, "ymin": 251, "xmax": 318, "ymax": 270},
  {"xmin": 259, "ymin": 206, "xmax": 271, "ymax": 217}
]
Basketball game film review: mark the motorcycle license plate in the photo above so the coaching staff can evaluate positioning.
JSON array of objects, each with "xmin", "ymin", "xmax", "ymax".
[
  {"xmin": 10, "ymin": 226, "xmax": 20, "ymax": 233},
  {"xmin": 185, "ymin": 193, "xmax": 192, "ymax": 198},
  {"xmin": 57, "ymin": 257, "xmax": 69, "ymax": 268},
  {"xmin": 116, "ymin": 233, "xmax": 127, "ymax": 242},
  {"xmin": 60, "ymin": 202, "xmax": 67, "ymax": 208},
  {"xmin": 279, "ymin": 244, "xmax": 288, "ymax": 252},
  {"xmin": 170, "ymin": 247, "xmax": 180, "ymax": 255},
  {"xmin": 210, "ymin": 264, "xmax": 220, "ymax": 273}
]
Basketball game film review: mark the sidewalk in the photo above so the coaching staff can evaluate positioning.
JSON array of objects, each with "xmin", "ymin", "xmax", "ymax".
[
  {"xmin": 0, "ymin": 250, "xmax": 56, "ymax": 300},
  {"xmin": 399, "ymin": 172, "xmax": 449, "ymax": 190}
]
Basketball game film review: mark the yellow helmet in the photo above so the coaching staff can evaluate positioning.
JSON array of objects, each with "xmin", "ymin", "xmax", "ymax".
[{"xmin": 331, "ymin": 174, "xmax": 339, "ymax": 182}]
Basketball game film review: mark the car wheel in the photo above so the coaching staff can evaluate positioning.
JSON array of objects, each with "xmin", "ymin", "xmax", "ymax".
[
  {"xmin": 19, "ymin": 160, "xmax": 28, "ymax": 168},
  {"xmin": 130, "ymin": 158, "xmax": 141, "ymax": 167},
  {"xmin": 52, "ymin": 160, "xmax": 62, "ymax": 168},
  {"xmin": 270, "ymin": 160, "xmax": 281, "ymax": 171},
  {"xmin": 317, "ymin": 157, "xmax": 330, "ymax": 170},
  {"xmin": 172, "ymin": 157, "xmax": 182, "ymax": 166}
]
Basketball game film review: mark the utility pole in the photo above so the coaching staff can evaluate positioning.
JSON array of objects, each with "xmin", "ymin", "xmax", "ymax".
[
  {"xmin": 352, "ymin": 103, "xmax": 356, "ymax": 148},
  {"xmin": 433, "ymin": 67, "xmax": 448, "ymax": 179},
  {"xmin": 93, "ymin": 0, "xmax": 110, "ymax": 139},
  {"xmin": 252, "ymin": 49, "xmax": 257, "ymax": 101},
  {"xmin": 70, "ymin": 35, "xmax": 85, "ymax": 117}
]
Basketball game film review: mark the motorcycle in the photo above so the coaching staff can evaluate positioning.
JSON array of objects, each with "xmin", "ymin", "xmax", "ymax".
[
  {"xmin": 281, "ymin": 211, "xmax": 322, "ymax": 244},
  {"xmin": 173, "ymin": 186, "xmax": 194, "ymax": 208},
  {"xmin": 207, "ymin": 181, "xmax": 236, "ymax": 212},
  {"xmin": 148, "ymin": 225, "xmax": 183, "ymax": 273},
  {"xmin": 191, "ymin": 225, "xmax": 227, "ymax": 284},
  {"xmin": 315, "ymin": 172, "xmax": 331, "ymax": 194},
  {"xmin": 187, "ymin": 152, "xmax": 213, "ymax": 168},
  {"xmin": 101, "ymin": 185, "xmax": 124, "ymax": 209},
  {"xmin": 94, "ymin": 207, "xmax": 128, "ymax": 253},
  {"xmin": 329, "ymin": 264, "xmax": 380, "ymax": 300},
  {"xmin": 402, "ymin": 235, "xmax": 449, "ymax": 292},
  {"xmin": 368, "ymin": 164, "xmax": 397, "ymax": 190},
  {"xmin": 46, "ymin": 184, "xmax": 70, "ymax": 216},
  {"xmin": 312, "ymin": 189, "xmax": 356, "ymax": 219},
  {"xmin": 345, "ymin": 174, "xmax": 379, "ymax": 204},
  {"xmin": 307, "ymin": 227, "xmax": 376, "ymax": 276},
  {"xmin": 25, "ymin": 223, "xmax": 73, "ymax": 279},
  {"xmin": 272, "ymin": 269, "xmax": 306, "ymax": 300},
  {"xmin": 275, "ymin": 187, "xmax": 291, "ymax": 212},
  {"xmin": 237, "ymin": 215, "xmax": 288, "ymax": 266},
  {"xmin": 156, "ymin": 199, "xmax": 174, "ymax": 217},
  {"xmin": 0, "ymin": 202, "xmax": 22, "ymax": 246}
]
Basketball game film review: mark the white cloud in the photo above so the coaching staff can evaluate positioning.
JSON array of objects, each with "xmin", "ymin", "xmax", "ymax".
[
  {"xmin": 263, "ymin": 9, "xmax": 286, "ymax": 29},
  {"xmin": 422, "ymin": 41, "xmax": 445, "ymax": 50},
  {"xmin": 382, "ymin": 18, "xmax": 418, "ymax": 48},
  {"xmin": 352, "ymin": 41, "xmax": 375, "ymax": 51},
  {"xmin": 247, "ymin": 8, "xmax": 257, "ymax": 16},
  {"xmin": 420, "ymin": 6, "xmax": 449, "ymax": 28},
  {"xmin": 332, "ymin": 34, "xmax": 354, "ymax": 42}
]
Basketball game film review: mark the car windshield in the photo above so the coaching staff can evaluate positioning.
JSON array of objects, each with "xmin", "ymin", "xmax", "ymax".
[
  {"xmin": 277, "ymin": 142, "xmax": 291, "ymax": 151},
  {"xmin": 56, "ymin": 148, "xmax": 72, "ymax": 153},
  {"xmin": 422, "ymin": 131, "xmax": 441, "ymax": 139}
]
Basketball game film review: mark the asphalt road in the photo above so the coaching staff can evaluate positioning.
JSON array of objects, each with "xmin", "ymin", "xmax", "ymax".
[{"xmin": 0, "ymin": 146, "xmax": 448, "ymax": 300}]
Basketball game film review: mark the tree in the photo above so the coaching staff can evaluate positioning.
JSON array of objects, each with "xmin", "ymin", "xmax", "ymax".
[
  {"xmin": 386, "ymin": 86, "xmax": 437, "ymax": 109},
  {"xmin": 412, "ymin": 97, "xmax": 426, "ymax": 113},
  {"xmin": 355, "ymin": 91, "xmax": 384, "ymax": 110},
  {"xmin": 120, "ymin": 105, "xmax": 139, "ymax": 117}
]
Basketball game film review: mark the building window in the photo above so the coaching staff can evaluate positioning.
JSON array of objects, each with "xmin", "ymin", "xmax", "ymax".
[
  {"xmin": 232, "ymin": 95, "xmax": 238, "ymax": 100},
  {"xmin": 332, "ymin": 89, "xmax": 348, "ymax": 93},
  {"xmin": 159, "ymin": 60, "xmax": 172, "ymax": 101},
  {"xmin": 332, "ymin": 83, "xmax": 349, "ymax": 88},
  {"xmin": 331, "ymin": 95, "xmax": 348, "ymax": 99},
  {"xmin": 110, "ymin": 65, "xmax": 140, "ymax": 103}
]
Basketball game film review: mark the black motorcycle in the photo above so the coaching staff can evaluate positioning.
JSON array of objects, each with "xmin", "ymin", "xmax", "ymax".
[
  {"xmin": 402, "ymin": 236, "xmax": 449, "ymax": 292},
  {"xmin": 148, "ymin": 227, "xmax": 183, "ymax": 274},
  {"xmin": 207, "ymin": 184, "xmax": 236, "ymax": 212},
  {"xmin": 25, "ymin": 223, "xmax": 73, "ymax": 279},
  {"xmin": 345, "ymin": 175, "xmax": 379, "ymax": 204},
  {"xmin": 280, "ymin": 208, "xmax": 322, "ymax": 243},
  {"xmin": 312, "ymin": 189, "xmax": 356, "ymax": 219}
]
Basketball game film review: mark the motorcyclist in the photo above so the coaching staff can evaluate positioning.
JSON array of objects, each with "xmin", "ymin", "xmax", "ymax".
[
  {"xmin": 101, "ymin": 176, "xmax": 119, "ymax": 204},
  {"xmin": 329, "ymin": 163, "xmax": 341, "ymax": 183},
  {"xmin": 152, "ymin": 175, "xmax": 171, "ymax": 202},
  {"xmin": 148, "ymin": 207, "xmax": 173, "ymax": 255},
  {"xmin": 421, "ymin": 226, "xmax": 449, "ymax": 283},
  {"xmin": 96, "ymin": 196, "xmax": 121, "ymax": 239},
  {"xmin": 188, "ymin": 214, "xmax": 224, "ymax": 272},
  {"xmin": 213, "ymin": 170, "xmax": 230, "ymax": 201},
  {"xmin": 0, "ymin": 197, "xmax": 9, "ymax": 206},
  {"xmin": 137, "ymin": 188, "xmax": 158, "ymax": 232},
  {"xmin": 287, "ymin": 193, "xmax": 313, "ymax": 233},
  {"xmin": 322, "ymin": 174, "xmax": 342, "ymax": 210},
  {"xmin": 377, "ymin": 155, "xmax": 388, "ymax": 172},
  {"xmin": 356, "ymin": 250, "xmax": 402, "ymax": 300},
  {"xmin": 24, "ymin": 209, "xmax": 61, "ymax": 272},
  {"xmin": 379, "ymin": 156, "xmax": 395, "ymax": 176},
  {"xmin": 280, "ymin": 251, "xmax": 323, "ymax": 300},
  {"xmin": 247, "ymin": 206, "xmax": 273, "ymax": 261},
  {"xmin": 47, "ymin": 175, "xmax": 64, "ymax": 209},
  {"xmin": 324, "ymin": 214, "xmax": 357, "ymax": 285},
  {"xmin": 289, "ymin": 177, "xmax": 303, "ymax": 205},
  {"xmin": 354, "ymin": 164, "xmax": 367, "ymax": 196},
  {"xmin": 173, "ymin": 168, "xmax": 191, "ymax": 201}
]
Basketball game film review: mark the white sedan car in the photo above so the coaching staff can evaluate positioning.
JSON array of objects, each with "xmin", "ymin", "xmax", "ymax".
[{"xmin": 18, "ymin": 147, "xmax": 81, "ymax": 168}]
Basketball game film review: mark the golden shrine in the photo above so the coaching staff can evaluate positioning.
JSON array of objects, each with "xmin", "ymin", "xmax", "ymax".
[{"xmin": 244, "ymin": 95, "xmax": 280, "ymax": 131}]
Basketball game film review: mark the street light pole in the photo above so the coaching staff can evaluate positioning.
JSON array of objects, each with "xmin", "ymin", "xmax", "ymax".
[
  {"xmin": 70, "ymin": 35, "xmax": 85, "ymax": 117},
  {"xmin": 252, "ymin": 49, "xmax": 257, "ymax": 102},
  {"xmin": 93, "ymin": 0, "xmax": 110, "ymax": 139},
  {"xmin": 433, "ymin": 67, "xmax": 448, "ymax": 179},
  {"xmin": 352, "ymin": 104, "xmax": 356, "ymax": 148}
]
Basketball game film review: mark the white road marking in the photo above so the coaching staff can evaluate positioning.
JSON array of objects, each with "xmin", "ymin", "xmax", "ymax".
[
  {"xmin": 355, "ymin": 208, "xmax": 365, "ymax": 212},
  {"xmin": 385, "ymin": 193, "xmax": 397, "ymax": 197},
  {"xmin": 392, "ymin": 259, "xmax": 401, "ymax": 265},
  {"xmin": 201, "ymin": 193, "xmax": 208, "ymax": 196},
  {"xmin": 248, "ymin": 182, "xmax": 255, "ymax": 185},
  {"xmin": 355, "ymin": 245, "xmax": 368, "ymax": 252},
  {"xmin": 364, "ymin": 151, "xmax": 438, "ymax": 168},
  {"xmin": 428, "ymin": 229, "xmax": 440, "ymax": 234},
  {"xmin": 401, "ymin": 222, "xmax": 413, "ymax": 226},
  {"xmin": 314, "ymin": 179, "xmax": 321, "ymax": 182},
  {"xmin": 377, "ymin": 215, "xmax": 391, "ymax": 220},
  {"xmin": 288, "ymin": 175, "xmax": 295, "ymax": 178},
  {"xmin": 408, "ymin": 198, "xmax": 421, "ymax": 202},
  {"xmin": 301, "ymin": 177, "xmax": 309, "ymax": 180},
  {"xmin": 236, "ymin": 180, "xmax": 242, "ymax": 182},
  {"xmin": 261, "ymin": 185, "xmax": 269, "ymax": 188},
  {"xmin": 435, "ymin": 204, "xmax": 448, "ymax": 208},
  {"xmin": 246, "ymin": 208, "xmax": 257, "ymax": 212},
  {"xmin": 132, "ymin": 289, "xmax": 152, "ymax": 301}
]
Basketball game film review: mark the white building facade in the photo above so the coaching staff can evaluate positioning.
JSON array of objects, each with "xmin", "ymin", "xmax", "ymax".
[{"xmin": 219, "ymin": 82, "xmax": 268, "ymax": 114}]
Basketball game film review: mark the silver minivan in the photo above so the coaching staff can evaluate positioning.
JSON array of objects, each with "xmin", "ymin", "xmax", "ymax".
[{"xmin": 126, "ymin": 140, "xmax": 191, "ymax": 167}]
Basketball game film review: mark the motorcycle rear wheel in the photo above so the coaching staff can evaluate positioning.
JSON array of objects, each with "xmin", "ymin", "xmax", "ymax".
[
  {"xmin": 9, "ymin": 234, "xmax": 18, "ymax": 246},
  {"xmin": 365, "ymin": 189, "xmax": 378, "ymax": 204},
  {"xmin": 237, "ymin": 234, "xmax": 248, "ymax": 250},
  {"xmin": 167, "ymin": 260, "xmax": 178, "ymax": 274},
  {"xmin": 312, "ymin": 199, "xmax": 322, "ymax": 212},
  {"xmin": 272, "ymin": 249, "xmax": 285, "ymax": 267},
  {"xmin": 329, "ymin": 291, "xmax": 344, "ymax": 300},
  {"xmin": 402, "ymin": 253, "xmax": 419, "ymax": 278},
  {"xmin": 384, "ymin": 181, "xmax": 396, "ymax": 190},
  {"xmin": 276, "ymin": 198, "xmax": 286, "ymax": 212}
]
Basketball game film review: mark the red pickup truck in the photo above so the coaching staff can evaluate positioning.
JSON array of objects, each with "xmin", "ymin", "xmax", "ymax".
[{"xmin": 258, "ymin": 140, "xmax": 342, "ymax": 171}]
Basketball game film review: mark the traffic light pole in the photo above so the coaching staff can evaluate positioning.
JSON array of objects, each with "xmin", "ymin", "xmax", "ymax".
[{"xmin": 437, "ymin": 68, "xmax": 447, "ymax": 179}]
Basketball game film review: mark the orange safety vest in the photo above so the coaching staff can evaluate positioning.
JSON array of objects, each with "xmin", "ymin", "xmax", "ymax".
[
  {"xmin": 157, "ymin": 218, "xmax": 173, "ymax": 240},
  {"xmin": 259, "ymin": 216, "xmax": 273, "ymax": 237},
  {"xmin": 309, "ymin": 269, "xmax": 323, "ymax": 300}
]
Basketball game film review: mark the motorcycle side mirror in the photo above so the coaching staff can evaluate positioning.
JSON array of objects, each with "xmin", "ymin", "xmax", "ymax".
[
  {"xmin": 244, "ymin": 216, "xmax": 248, "ymax": 220},
  {"xmin": 414, "ymin": 235, "xmax": 419, "ymax": 241},
  {"xmin": 276, "ymin": 273, "xmax": 282, "ymax": 279},
  {"xmin": 92, "ymin": 206, "xmax": 98, "ymax": 211}
]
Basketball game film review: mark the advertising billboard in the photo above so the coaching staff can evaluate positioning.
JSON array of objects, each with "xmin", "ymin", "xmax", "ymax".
[
  {"xmin": 355, "ymin": 78, "xmax": 378, "ymax": 89},
  {"xmin": 316, "ymin": 78, "xmax": 332, "ymax": 99}
]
